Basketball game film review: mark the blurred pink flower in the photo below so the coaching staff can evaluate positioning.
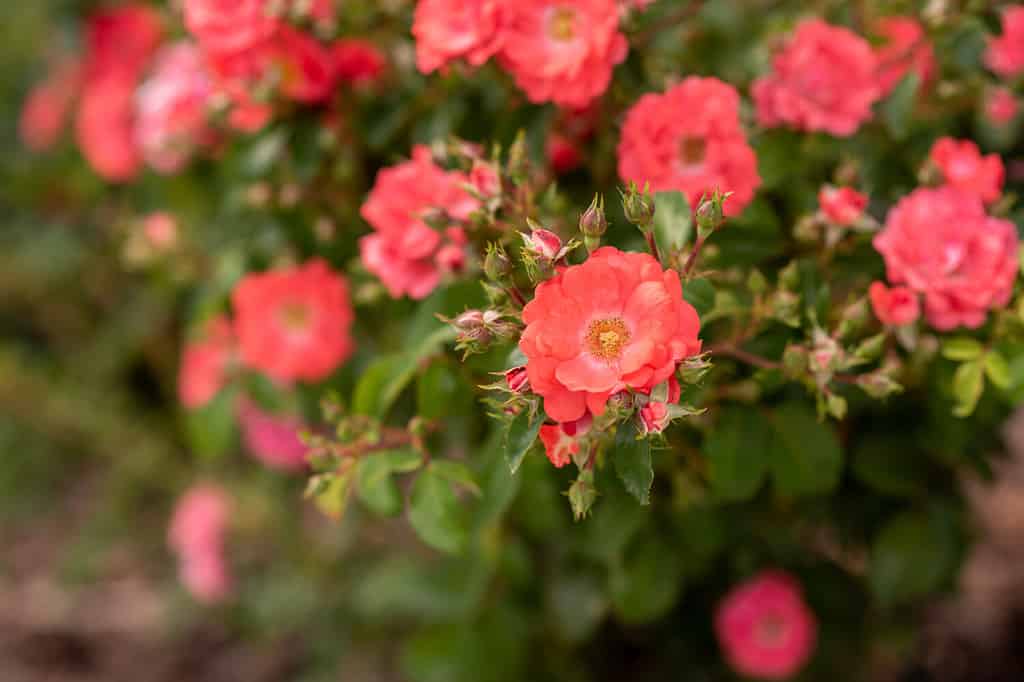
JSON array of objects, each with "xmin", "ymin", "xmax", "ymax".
[
  {"xmin": 986, "ymin": 87, "xmax": 1019, "ymax": 125},
  {"xmin": 178, "ymin": 314, "xmax": 235, "ymax": 409},
  {"xmin": 237, "ymin": 398, "xmax": 309, "ymax": 472},
  {"xmin": 412, "ymin": 0, "xmax": 505, "ymax": 74},
  {"xmin": 818, "ymin": 185, "xmax": 867, "ymax": 226},
  {"xmin": 869, "ymin": 281, "xmax": 920, "ymax": 327},
  {"xmin": 753, "ymin": 19, "xmax": 880, "ymax": 136},
  {"xmin": 874, "ymin": 16, "xmax": 936, "ymax": 95},
  {"xmin": 20, "ymin": 58, "xmax": 81, "ymax": 152},
  {"xmin": 168, "ymin": 484, "xmax": 232, "ymax": 604},
  {"xmin": 986, "ymin": 6, "xmax": 1024, "ymax": 78},
  {"xmin": 929, "ymin": 137, "xmax": 1004, "ymax": 205},
  {"xmin": 715, "ymin": 571, "xmax": 817, "ymax": 680}
]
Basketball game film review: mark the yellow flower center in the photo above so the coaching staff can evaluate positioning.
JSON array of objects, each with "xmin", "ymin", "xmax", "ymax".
[
  {"xmin": 548, "ymin": 7, "xmax": 577, "ymax": 42},
  {"xmin": 279, "ymin": 302, "xmax": 310, "ymax": 331},
  {"xmin": 679, "ymin": 136, "xmax": 707, "ymax": 167},
  {"xmin": 586, "ymin": 318, "xmax": 630, "ymax": 360}
]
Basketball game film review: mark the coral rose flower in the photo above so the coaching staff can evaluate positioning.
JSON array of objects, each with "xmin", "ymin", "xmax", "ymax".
[
  {"xmin": 232, "ymin": 259, "xmax": 354, "ymax": 383},
  {"xmin": 928, "ymin": 137, "xmax": 1004, "ymax": 205},
  {"xmin": 178, "ymin": 315, "xmax": 235, "ymax": 409},
  {"xmin": 986, "ymin": 6, "xmax": 1024, "ymax": 79},
  {"xmin": 873, "ymin": 187, "xmax": 1018, "ymax": 331},
  {"xmin": 539, "ymin": 414, "xmax": 592, "ymax": 468},
  {"xmin": 753, "ymin": 19, "xmax": 880, "ymax": 136},
  {"xmin": 360, "ymin": 146, "xmax": 479, "ymax": 299},
  {"xmin": 237, "ymin": 398, "xmax": 309, "ymax": 472},
  {"xmin": 618, "ymin": 77, "xmax": 761, "ymax": 217},
  {"xmin": 869, "ymin": 281, "xmax": 920, "ymax": 327},
  {"xmin": 135, "ymin": 42, "xmax": 216, "ymax": 174},
  {"xmin": 818, "ymin": 185, "xmax": 867, "ymax": 226},
  {"xmin": 76, "ymin": 74, "xmax": 144, "ymax": 182},
  {"xmin": 273, "ymin": 25, "xmax": 338, "ymax": 103},
  {"xmin": 520, "ymin": 247, "xmax": 702, "ymax": 423},
  {"xmin": 874, "ymin": 16, "xmax": 936, "ymax": 95},
  {"xmin": 84, "ymin": 4, "xmax": 164, "ymax": 81},
  {"xmin": 715, "ymin": 571, "xmax": 818, "ymax": 680},
  {"xmin": 498, "ymin": 0, "xmax": 628, "ymax": 109},
  {"xmin": 412, "ymin": 0, "xmax": 505, "ymax": 74},
  {"xmin": 183, "ymin": 0, "xmax": 278, "ymax": 56}
]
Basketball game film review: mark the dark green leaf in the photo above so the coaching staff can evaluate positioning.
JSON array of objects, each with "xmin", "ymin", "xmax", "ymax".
[
  {"xmin": 880, "ymin": 72, "xmax": 920, "ymax": 140},
  {"xmin": 408, "ymin": 465, "xmax": 468, "ymax": 554},
  {"xmin": 609, "ymin": 530, "xmax": 685, "ymax": 624},
  {"xmin": 356, "ymin": 449, "xmax": 422, "ymax": 517},
  {"xmin": 430, "ymin": 460, "xmax": 481, "ymax": 496},
  {"xmin": 704, "ymin": 407, "xmax": 770, "ymax": 501},
  {"xmin": 769, "ymin": 403, "xmax": 843, "ymax": 497},
  {"xmin": 869, "ymin": 510, "xmax": 959, "ymax": 606},
  {"xmin": 613, "ymin": 422, "xmax": 653, "ymax": 505},
  {"xmin": 503, "ymin": 407, "xmax": 542, "ymax": 474},
  {"xmin": 683, "ymin": 278, "xmax": 715, "ymax": 318},
  {"xmin": 652, "ymin": 190, "xmax": 692, "ymax": 258}
]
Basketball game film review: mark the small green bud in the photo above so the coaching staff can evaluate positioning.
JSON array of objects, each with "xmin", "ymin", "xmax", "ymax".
[
  {"xmin": 579, "ymin": 193, "xmax": 608, "ymax": 239},
  {"xmin": 622, "ymin": 181, "xmax": 656, "ymax": 230},
  {"xmin": 856, "ymin": 372, "xmax": 904, "ymax": 399},
  {"xmin": 695, "ymin": 190, "xmax": 728, "ymax": 238},
  {"xmin": 567, "ymin": 469, "xmax": 598, "ymax": 521},
  {"xmin": 483, "ymin": 243, "xmax": 513, "ymax": 283},
  {"xmin": 825, "ymin": 392, "xmax": 848, "ymax": 420}
]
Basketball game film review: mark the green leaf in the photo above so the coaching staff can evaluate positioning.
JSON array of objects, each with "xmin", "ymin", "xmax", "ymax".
[
  {"xmin": 941, "ymin": 337, "xmax": 984, "ymax": 361},
  {"xmin": 613, "ymin": 422, "xmax": 653, "ymax": 505},
  {"xmin": 984, "ymin": 352, "xmax": 1012, "ymax": 390},
  {"xmin": 353, "ymin": 326, "xmax": 457, "ymax": 417},
  {"xmin": 356, "ymin": 449, "xmax": 423, "ymax": 517},
  {"xmin": 769, "ymin": 403, "xmax": 843, "ymax": 497},
  {"xmin": 704, "ymin": 407, "xmax": 770, "ymax": 502},
  {"xmin": 545, "ymin": 569, "xmax": 608, "ymax": 643},
  {"xmin": 408, "ymin": 465, "xmax": 468, "ymax": 554},
  {"xmin": 682, "ymin": 278, "xmax": 715, "ymax": 318},
  {"xmin": 503, "ymin": 407, "xmax": 542, "ymax": 474},
  {"xmin": 952, "ymin": 359, "xmax": 985, "ymax": 417},
  {"xmin": 880, "ymin": 72, "xmax": 920, "ymax": 140},
  {"xmin": 609, "ymin": 530, "xmax": 685, "ymax": 624},
  {"xmin": 184, "ymin": 387, "xmax": 239, "ymax": 462},
  {"xmin": 430, "ymin": 460, "xmax": 481, "ymax": 496},
  {"xmin": 652, "ymin": 190, "xmax": 692, "ymax": 258},
  {"xmin": 417, "ymin": 361, "xmax": 469, "ymax": 420},
  {"xmin": 308, "ymin": 467, "xmax": 356, "ymax": 520},
  {"xmin": 869, "ymin": 510, "xmax": 959, "ymax": 606},
  {"xmin": 851, "ymin": 437, "xmax": 927, "ymax": 497}
]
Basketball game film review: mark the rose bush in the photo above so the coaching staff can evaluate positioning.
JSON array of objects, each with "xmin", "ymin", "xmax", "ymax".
[{"xmin": 10, "ymin": 1, "xmax": 1024, "ymax": 680}]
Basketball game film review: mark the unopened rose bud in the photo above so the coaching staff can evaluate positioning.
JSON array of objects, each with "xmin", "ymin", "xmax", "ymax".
[
  {"xmin": 810, "ymin": 334, "xmax": 841, "ymax": 375},
  {"xmin": 837, "ymin": 299, "xmax": 869, "ymax": 338},
  {"xmin": 622, "ymin": 182, "xmax": 655, "ymax": 230},
  {"xmin": 568, "ymin": 469, "xmax": 597, "ymax": 521},
  {"xmin": 505, "ymin": 366, "xmax": 530, "ymax": 393},
  {"xmin": 454, "ymin": 310, "xmax": 484, "ymax": 330},
  {"xmin": 695, "ymin": 191, "xmax": 727, "ymax": 238},
  {"xmin": 524, "ymin": 222, "xmax": 564, "ymax": 260},
  {"xmin": 639, "ymin": 402, "xmax": 671, "ymax": 435},
  {"xmin": 483, "ymin": 243, "xmax": 513, "ymax": 283},
  {"xmin": 579, "ymin": 193, "xmax": 608, "ymax": 240},
  {"xmin": 857, "ymin": 372, "xmax": 904, "ymax": 399},
  {"xmin": 824, "ymin": 392, "xmax": 847, "ymax": 420},
  {"xmin": 508, "ymin": 131, "xmax": 529, "ymax": 182}
]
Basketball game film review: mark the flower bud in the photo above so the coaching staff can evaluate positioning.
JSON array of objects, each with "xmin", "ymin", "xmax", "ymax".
[
  {"xmin": 568, "ymin": 469, "xmax": 597, "ymax": 521},
  {"xmin": 505, "ymin": 366, "xmax": 530, "ymax": 393},
  {"xmin": 508, "ymin": 130, "xmax": 529, "ymax": 182},
  {"xmin": 695, "ymin": 191, "xmax": 727, "ymax": 238},
  {"xmin": 639, "ymin": 402, "xmax": 671, "ymax": 435},
  {"xmin": 453, "ymin": 310, "xmax": 484, "ymax": 330},
  {"xmin": 523, "ymin": 221, "xmax": 564, "ymax": 260},
  {"xmin": 809, "ymin": 333, "xmax": 841, "ymax": 375},
  {"xmin": 622, "ymin": 181, "xmax": 655, "ymax": 230},
  {"xmin": 579, "ymin": 193, "xmax": 608, "ymax": 239},
  {"xmin": 856, "ymin": 372, "xmax": 904, "ymax": 399},
  {"xmin": 483, "ymin": 243, "xmax": 513, "ymax": 283},
  {"xmin": 853, "ymin": 332, "xmax": 886, "ymax": 362},
  {"xmin": 469, "ymin": 160, "xmax": 501, "ymax": 198}
]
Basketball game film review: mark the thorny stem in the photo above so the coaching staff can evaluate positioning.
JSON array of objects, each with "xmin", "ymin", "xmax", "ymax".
[
  {"xmin": 644, "ymin": 230, "xmax": 662, "ymax": 264},
  {"xmin": 681, "ymin": 234, "xmax": 706, "ymax": 278},
  {"xmin": 709, "ymin": 343, "xmax": 859, "ymax": 384},
  {"xmin": 506, "ymin": 285, "xmax": 527, "ymax": 308}
]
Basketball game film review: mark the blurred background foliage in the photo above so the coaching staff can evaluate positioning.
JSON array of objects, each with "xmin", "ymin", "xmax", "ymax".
[{"xmin": 3, "ymin": 1, "xmax": 1024, "ymax": 681}]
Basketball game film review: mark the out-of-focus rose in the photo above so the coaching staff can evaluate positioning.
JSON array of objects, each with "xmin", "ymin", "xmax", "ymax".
[
  {"xmin": 237, "ymin": 398, "xmax": 309, "ymax": 472},
  {"xmin": 332, "ymin": 39, "xmax": 387, "ymax": 86},
  {"xmin": 20, "ymin": 59, "xmax": 81, "ymax": 152},
  {"xmin": 183, "ymin": 0, "xmax": 278, "ymax": 56},
  {"xmin": 986, "ymin": 6, "xmax": 1024, "ymax": 79},
  {"xmin": 753, "ymin": 19, "xmax": 880, "ymax": 136},
  {"xmin": 873, "ymin": 187, "xmax": 1018, "ymax": 331},
  {"xmin": 412, "ymin": 0, "xmax": 505, "ymax": 74},
  {"xmin": 928, "ymin": 137, "xmax": 1004, "ymax": 205},
  {"xmin": 869, "ymin": 281, "xmax": 920, "ymax": 326},
  {"xmin": 818, "ymin": 185, "xmax": 868, "ymax": 226},
  {"xmin": 178, "ymin": 314, "xmax": 235, "ymax": 409},
  {"xmin": 874, "ymin": 16, "xmax": 936, "ymax": 95}
]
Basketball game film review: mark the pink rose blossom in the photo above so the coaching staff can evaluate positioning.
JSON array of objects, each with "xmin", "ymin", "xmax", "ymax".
[
  {"xmin": 168, "ymin": 484, "xmax": 232, "ymax": 604},
  {"xmin": 76, "ymin": 74, "xmax": 144, "ymax": 182},
  {"xmin": 715, "ymin": 571, "xmax": 818, "ymax": 680},
  {"xmin": 986, "ymin": 6, "xmax": 1024, "ymax": 79},
  {"xmin": 874, "ymin": 17, "xmax": 936, "ymax": 95},
  {"xmin": 929, "ymin": 137, "xmax": 1004, "ymax": 205},
  {"xmin": 873, "ymin": 187, "xmax": 1018, "ymax": 331},
  {"xmin": 869, "ymin": 281, "xmax": 920, "ymax": 327},
  {"xmin": 274, "ymin": 26, "xmax": 338, "ymax": 104},
  {"xmin": 237, "ymin": 398, "xmax": 309, "ymax": 472},
  {"xmin": 184, "ymin": 0, "xmax": 278, "ymax": 56},
  {"xmin": 618, "ymin": 77, "xmax": 761, "ymax": 217},
  {"xmin": 986, "ymin": 87, "xmax": 1019, "ymax": 125},
  {"xmin": 135, "ymin": 42, "xmax": 216, "ymax": 174},
  {"xmin": 498, "ymin": 0, "xmax": 628, "ymax": 109},
  {"xmin": 547, "ymin": 133, "xmax": 583, "ymax": 174},
  {"xmin": 360, "ymin": 146, "xmax": 479, "ymax": 299},
  {"xmin": 818, "ymin": 186, "xmax": 868, "ymax": 226},
  {"xmin": 412, "ymin": 0, "xmax": 505, "ymax": 74},
  {"xmin": 753, "ymin": 19, "xmax": 881, "ymax": 137}
]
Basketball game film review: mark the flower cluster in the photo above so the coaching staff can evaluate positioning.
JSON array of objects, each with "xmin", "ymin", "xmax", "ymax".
[
  {"xmin": 168, "ymin": 484, "xmax": 232, "ymax": 603},
  {"xmin": 413, "ymin": 0, "xmax": 628, "ymax": 108}
]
